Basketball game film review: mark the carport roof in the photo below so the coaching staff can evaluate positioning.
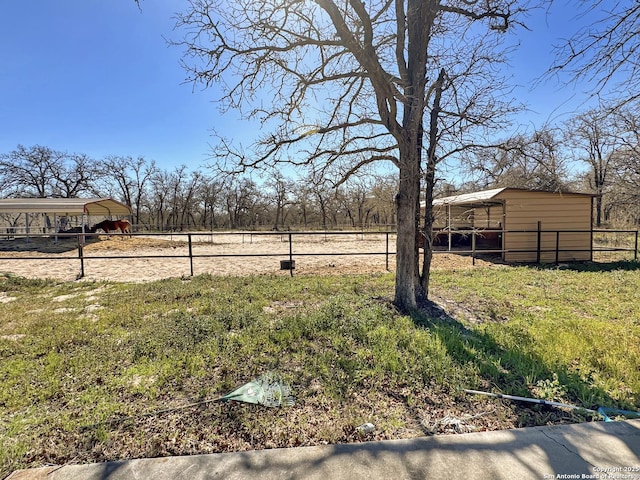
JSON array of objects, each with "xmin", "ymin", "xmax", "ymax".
[
  {"xmin": 433, "ymin": 188, "xmax": 507, "ymax": 206},
  {"xmin": 0, "ymin": 198, "xmax": 132, "ymax": 216}
]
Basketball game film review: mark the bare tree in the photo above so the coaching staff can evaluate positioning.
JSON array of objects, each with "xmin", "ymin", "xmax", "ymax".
[
  {"xmin": 368, "ymin": 173, "xmax": 397, "ymax": 227},
  {"xmin": 0, "ymin": 145, "xmax": 63, "ymax": 197},
  {"xmin": 199, "ymin": 176, "xmax": 228, "ymax": 229},
  {"xmin": 50, "ymin": 153, "xmax": 99, "ymax": 198},
  {"xmin": 288, "ymin": 181, "xmax": 316, "ymax": 227},
  {"xmin": 178, "ymin": 170, "xmax": 204, "ymax": 229},
  {"xmin": 149, "ymin": 169, "xmax": 172, "ymax": 229},
  {"xmin": 0, "ymin": 145, "xmax": 98, "ymax": 198},
  {"xmin": 607, "ymin": 106, "xmax": 640, "ymax": 225},
  {"xmin": 524, "ymin": 128, "xmax": 570, "ymax": 191},
  {"xmin": 334, "ymin": 174, "xmax": 378, "ymax": 228},
  {"xmin": 304, "ymin": 172, "xmax": 339, "ymax": 230},
  {"xmin": 464, "ymin": 127, "xmax": 569, "ymax": 191},
  {"xmin": 162, "ymin": 166, "xmax": 202, "ymax": 230},
  {"xmin": 223, "ymin": 176, "xmax": 265, "ymax": 229},
  {"xmin": 175, "ymin": 0, "xmax": 525, "ymax": 310},
  {"xmin": 98, "ymin": 155, "xmax": 158, "ymax": 225},
  {"xmin": 565, "ymin": 109, "xmax": 619, "ymax": 227},
  {"xmin": 264, "ymin": 170, "xmax": 292, "ymax": 230},
  {"xmin": 550, "ymin": 1, "xmax": 640, "ymax": 107}
]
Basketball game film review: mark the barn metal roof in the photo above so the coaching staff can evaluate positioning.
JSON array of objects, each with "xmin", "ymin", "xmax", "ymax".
[
  {"xmin": 0, "ymin": 198, "xmax": 132, "ymax": 216},
  {"xmin": 430, "ymin": 188, "xmax": 595, "ymax": 207}
]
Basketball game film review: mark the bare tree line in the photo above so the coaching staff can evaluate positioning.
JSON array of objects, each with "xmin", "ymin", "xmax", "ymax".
[
  {"xmin": 2, "ymin": 95, "xmax": 640, "ymax": 233},
  {"xmin": 0, "ymin": 145, "xmax": 399, "ymax": 231},
  {"xmin": 458, "ymin": 102, "xmax": 640, "ymax": 228}
]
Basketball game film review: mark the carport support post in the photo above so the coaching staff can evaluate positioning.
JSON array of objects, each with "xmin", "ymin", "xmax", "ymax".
[
  {"xmin": 555, "ymin": 231, "xmax": 560, "ymax": 265},
  {"xmin": 54, "ymin": 213, "xmax": 58, "ymax": 244},
  {"xmin": 447, "ymin": 205, "xmax": 452, "ymax": 252},
  {"xmin": 80, "ymin": 213, "xmax": 86, "ymax": 246},
  {"xmin": 24, "ymin": 212, "xmax": 30, "ymax": 243},
  {"xmin": 471, "ymin": 230, "xmax": 476, "ymax": 266}
]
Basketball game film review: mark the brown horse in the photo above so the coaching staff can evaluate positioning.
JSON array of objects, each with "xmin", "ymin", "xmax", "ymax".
[{"xmin": 90, "ymin": 219, "xmax": 132, "ymax": 237}]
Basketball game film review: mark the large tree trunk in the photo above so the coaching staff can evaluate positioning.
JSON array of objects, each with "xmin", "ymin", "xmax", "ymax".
[
  {"xmin": 394, "ymin": 142, "xmax": 424, "ymax": 312},
  {"xmin": 393, "ymin": 0, "xmax": 431, "ymax": 312}
]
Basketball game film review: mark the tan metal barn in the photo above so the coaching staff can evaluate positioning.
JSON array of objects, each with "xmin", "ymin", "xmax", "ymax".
[{"xmin": 428, "ymin": 188, "xmax": 595, "ymax": 263}]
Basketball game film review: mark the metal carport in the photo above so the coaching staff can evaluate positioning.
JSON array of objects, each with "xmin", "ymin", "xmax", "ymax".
[{"xmin": 0, "ymin": 198, "xmax": 132, "ymax": 242}]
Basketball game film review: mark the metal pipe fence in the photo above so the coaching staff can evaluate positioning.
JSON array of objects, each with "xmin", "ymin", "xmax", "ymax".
[
  {"xmin": 0, "ymin": 229, "xmax": 638, "ymax": 280},
  {"xmin": 0, "ymin": 231, "xmax": 398, "ymax": 279},
  {"xmin": 429, "ymin": 228, "xmax": 639, "ymax": 265}
]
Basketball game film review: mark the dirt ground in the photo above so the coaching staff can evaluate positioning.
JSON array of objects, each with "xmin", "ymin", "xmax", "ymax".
[{"xmin": 0, "ymin": 232, "xmax": 495, "ymax": 282}]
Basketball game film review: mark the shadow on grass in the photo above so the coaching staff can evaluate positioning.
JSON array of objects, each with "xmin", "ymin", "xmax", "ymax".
[
  {"xmin": 410, "ymin": 299, "xmax": 622, "ymax": 421},
  {"xmin": 458, "ymin": 252, "xmax": 640, "ymax": 273},
  {"xmin": 538, "ymin": 259, "xmax": 640, "ymax": 273}
]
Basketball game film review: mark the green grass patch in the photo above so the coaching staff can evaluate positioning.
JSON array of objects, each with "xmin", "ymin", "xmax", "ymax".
[
  {"xmin": 430, "ymin": 261, "xmax": 640, "ymax": 407},
  {"xmin": 1, "ymin": 263, "xmax": 640, "ymax": 475}
]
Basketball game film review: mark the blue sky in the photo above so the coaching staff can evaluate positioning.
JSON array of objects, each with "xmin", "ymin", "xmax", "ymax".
[
  {"xmin": 0, "ymin": 0, "xmax": 223, "ymax": 171},
  {"xmin": 0, "ymin": 1, "xmax": 602, "ymax": 173}
]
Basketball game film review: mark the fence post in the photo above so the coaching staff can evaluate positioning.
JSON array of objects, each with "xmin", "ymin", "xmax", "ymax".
[
  {"xmin": 636, "ymin": 230, "xmax": 638, "ymax": 262},
  {"xmin": 77, "ymin": 237, "xmax": 85, "ymax": 279},
  {"xmin": 536, "ymin": 221, "xmax": 542, "ymax": 264},
  {"xmin": 188, "ymin": 233, "xmax": 194, "ymax": 276},
  {"xmin": 385, "ymin": 232, "xmax": 389, "ymax": 271},
  {"xmin": 555, "ymin": 231, "xmax": 560, "ymax": 265},
  {"xmin": 288, "ymin": 233, "xmax": 294, "ymax": 277}
]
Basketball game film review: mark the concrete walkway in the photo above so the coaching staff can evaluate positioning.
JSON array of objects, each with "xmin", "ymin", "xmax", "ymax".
[{"xmin": 9, "ymin": 420, "xmax": 640, "ymax": 480}]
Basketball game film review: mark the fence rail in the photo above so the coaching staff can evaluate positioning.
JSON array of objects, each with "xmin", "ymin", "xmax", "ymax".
[{"xmin": 0, "ymin": 229, "xmax": 638, "ymax": 280}]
